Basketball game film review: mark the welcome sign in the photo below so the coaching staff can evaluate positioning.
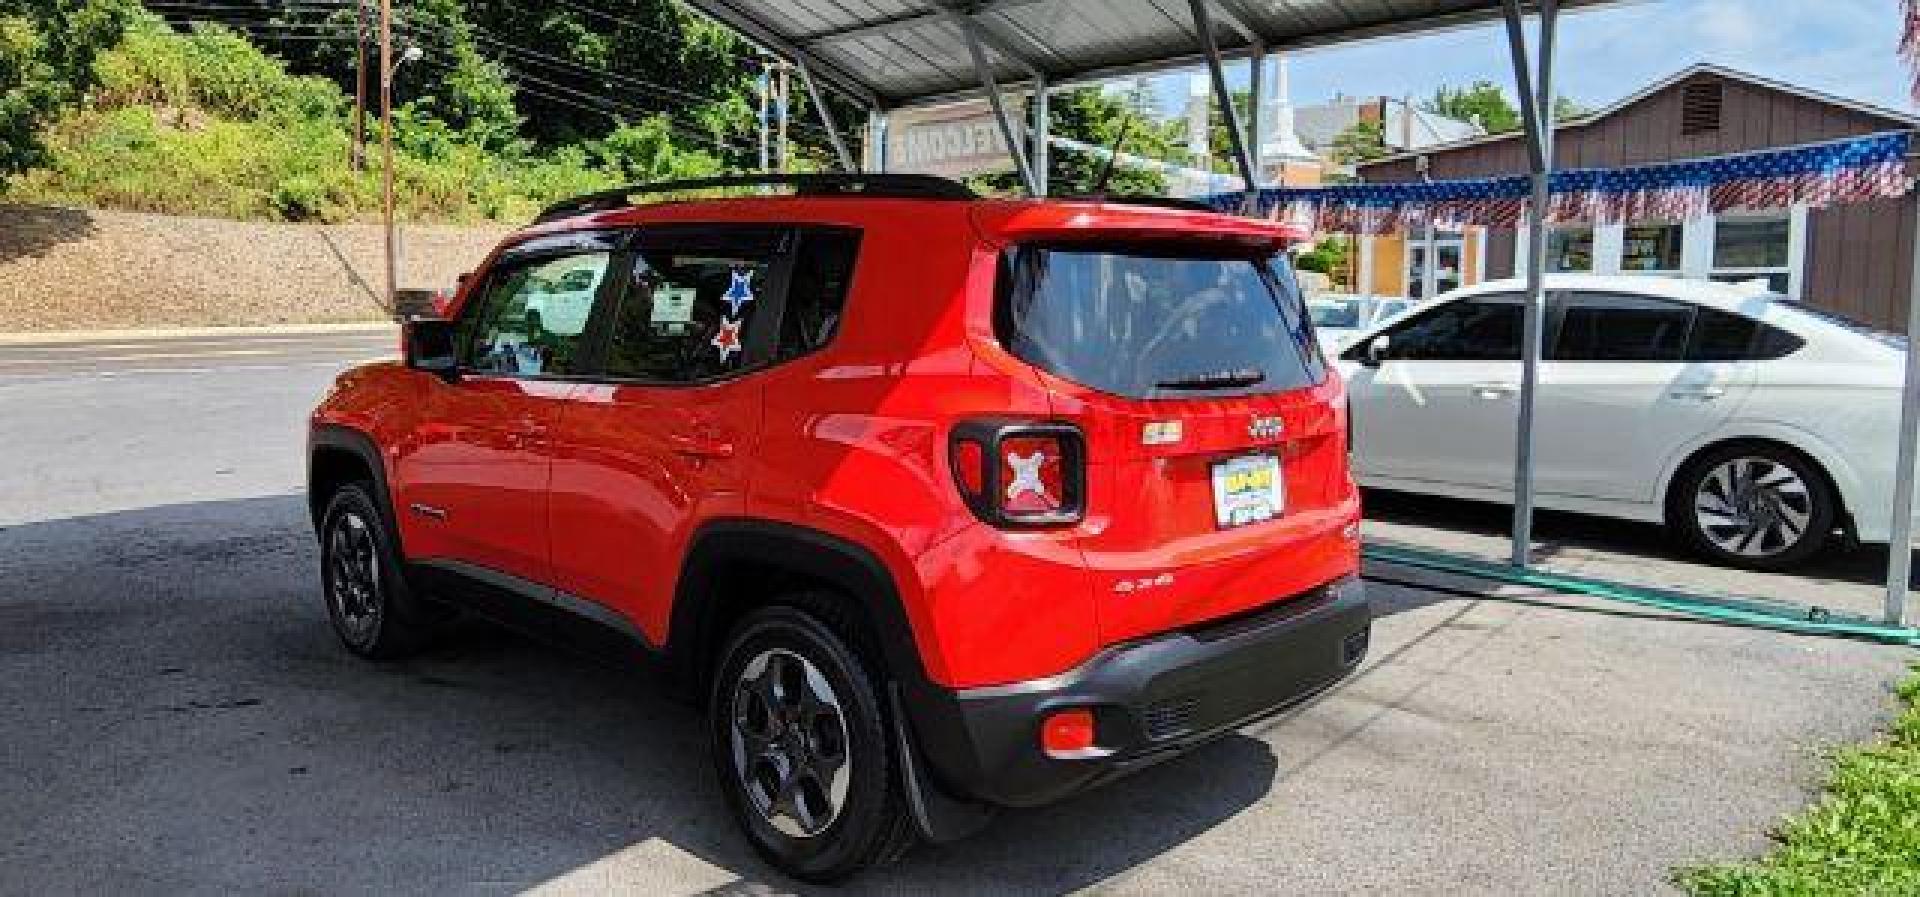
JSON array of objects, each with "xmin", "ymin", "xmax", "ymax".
[{"xmin": 884, "ymin": 99, "xmax": 1017, "ymax": 179}]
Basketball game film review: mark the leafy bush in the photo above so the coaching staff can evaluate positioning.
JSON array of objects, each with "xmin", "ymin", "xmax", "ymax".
[
  {"xmin": 7, "ymin": 19, "xmax": 723, "ymax": 223},
  {"xmin": 1, "ymin": 0, "xmax": 138, "ymax": 182},
  {"xmin": 93, "ymin": 21, "xmax": 340, "ymax": 122}
]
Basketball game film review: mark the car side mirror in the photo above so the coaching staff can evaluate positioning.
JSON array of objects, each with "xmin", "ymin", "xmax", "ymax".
[
  {"xmin": 405, "ymin": 316, "xmax": 459, "ymax": 380},
  {"xmin": 1361, "ymin": 335, "xmax": 1390, "ymax": 368}
]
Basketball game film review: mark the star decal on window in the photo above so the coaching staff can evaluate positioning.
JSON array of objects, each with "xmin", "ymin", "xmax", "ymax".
[{"xmin": 711, "ymin": 315, "xmax": 744, "ymax": 363}]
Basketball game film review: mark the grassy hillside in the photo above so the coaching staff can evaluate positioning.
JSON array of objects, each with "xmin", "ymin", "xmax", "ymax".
[{"xmin": 5, "ymin": 20, "xmax": 725, "ymax": 223}]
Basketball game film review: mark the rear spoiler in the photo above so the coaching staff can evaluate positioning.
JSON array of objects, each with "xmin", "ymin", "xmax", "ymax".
[{"xmin": 970, "ymin": 199, "xmax": 1309, "ymax": 250}]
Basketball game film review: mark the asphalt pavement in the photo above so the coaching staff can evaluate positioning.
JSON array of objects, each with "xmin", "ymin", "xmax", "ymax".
[{"xmin": 1, "ymin": 328, "xmax": 1912, "ymax": 895}]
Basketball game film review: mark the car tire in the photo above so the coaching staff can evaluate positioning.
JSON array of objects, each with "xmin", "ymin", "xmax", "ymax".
[
  {"xmin": 318, "ymin": 482, "xmax": 437, "ymax": 660},
  {"xmin": 709, "ymin": 602, "xmax": 916, "ymax": 882},
  {"xmin": 1668, "ymin": 443, "xmax": 1835, "ymax": 571}
]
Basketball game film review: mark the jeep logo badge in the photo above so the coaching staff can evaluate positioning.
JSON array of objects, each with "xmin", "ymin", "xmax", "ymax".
[{"xmin": 1249, "ymin": 416, "xmax": 1285, "ymax": 440}]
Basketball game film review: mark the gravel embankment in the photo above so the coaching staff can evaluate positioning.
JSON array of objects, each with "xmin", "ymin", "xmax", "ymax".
[{"xmin": 0, "ymin": 205, "xmax": 513, "ymax": 332}]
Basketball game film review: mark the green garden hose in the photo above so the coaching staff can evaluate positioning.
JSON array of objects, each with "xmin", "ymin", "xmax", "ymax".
[{"xmin": 1363, "ymin": 541, "xmax": 1920, "ymax": 647}]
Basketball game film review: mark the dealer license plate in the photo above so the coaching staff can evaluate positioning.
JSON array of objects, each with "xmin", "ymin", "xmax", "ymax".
[{"xmin": 1211, "ymin": 454, "xmax": 1284, "ymax": 529}]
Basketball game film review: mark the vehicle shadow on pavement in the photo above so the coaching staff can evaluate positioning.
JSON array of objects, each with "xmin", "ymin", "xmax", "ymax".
[
  {"xmin": 1364, "ymin": 487, "xmax": 1915, "ymax": 589},
  {"xmin": 0, "ymin": 494, "xmax": 1277, "ymax": 894},
  {"xmin": 0, "ymin": 205, "xmax": 98, "ymax": 264}
]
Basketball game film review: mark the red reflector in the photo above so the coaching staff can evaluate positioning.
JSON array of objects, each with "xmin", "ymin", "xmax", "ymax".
[
  {"xmin": 1000, "ymin": 435, "xmax": 1064, "ymax": 514},
  {"xmin": 1041, "ymin": 708, "xmax": 1098, "ymax": 758},
  {"xmin": 952, "ymin": 438, "xmax": 986, "ymax": 497}
]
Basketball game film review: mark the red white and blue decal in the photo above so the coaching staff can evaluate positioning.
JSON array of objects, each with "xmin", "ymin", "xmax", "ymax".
[{"xmin": 711, "ymin": 316, "xmax": 744, "ymax": 363}]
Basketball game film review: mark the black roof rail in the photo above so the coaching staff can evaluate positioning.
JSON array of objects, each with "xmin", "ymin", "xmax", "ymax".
[
  {"xmin": 534, "ymin": 173, "xmax": 977, "ymax": 223},
  {"xmin": 1056, "ymin": 193, "xmax": 1220, "ymax": 213}
]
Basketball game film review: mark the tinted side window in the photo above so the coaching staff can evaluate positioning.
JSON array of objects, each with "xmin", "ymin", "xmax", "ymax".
[
  {"xmin": 777, "ymin": 229, "xmax": 861, "ymax": 362},
  {"xmin": 1552, "ymin": 293, "xmax": 1693, "ymax": 362},
  {"xmin": 456, "ymin": 249, "xmax": 613, "ymax": 376},
  {"xmin": 1372, "ymin": 297, "xmax": 1523, "ymax": 361},
  {"xmin": 604, "ymin": 227, "xmax": 786, "ymax": 382},
  {"xmin": 1688, "ymin": 308, "xmax": 1805, "ymax": 361}
]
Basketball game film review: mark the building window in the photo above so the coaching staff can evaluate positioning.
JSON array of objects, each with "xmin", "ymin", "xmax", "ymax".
[
  {"xmin": 1709, "ymin": 214, "xmax": 1791, "ymax": 294},
  {"xmin": 1546, "ymin": 227, "xmax": 1593, "ymax": 272},
  {"xmin": 1622, "ymin": 222, "xmax": 1683, "ymax": 273}
]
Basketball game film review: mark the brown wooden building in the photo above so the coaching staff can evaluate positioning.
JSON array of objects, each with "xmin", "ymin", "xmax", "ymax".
[{"xmin": 1355, "ymin": 64, "xmax": 1919, "ymax": 329}]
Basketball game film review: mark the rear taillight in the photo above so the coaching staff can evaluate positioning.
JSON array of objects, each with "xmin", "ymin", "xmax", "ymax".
[{"xmin": 950, "ymin": 420, "xmax": 1085, "ymax": 527}]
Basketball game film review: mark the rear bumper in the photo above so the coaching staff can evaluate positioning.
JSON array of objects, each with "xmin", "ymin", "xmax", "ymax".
[{"xmin": 902, "ymin": 575, "xmax": 1370, "ymax": 808}]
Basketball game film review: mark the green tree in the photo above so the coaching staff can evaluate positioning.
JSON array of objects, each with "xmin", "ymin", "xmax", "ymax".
[
  {"xmin": 1293, "ymin": 235, "xmax": 1353, "ymax": 288},
  {"xmin": 1424, "ymin": 81, "xmax": 1520, "ymax": 133},
  {"xmin": 1423, "ymin": 81, "xmax": 1586, "ymax": 134},
  {"xmin": 977, "ymin": 86, "xmax": 1183, "ymax": 197},
  {"xmin": 248, "ymin": 0, "xmax": 757, "ymax": 161},
  {"xmin": 1327, "ymin": 119, "xmax": 1388, "ymax": 165},
  {"xmin": 0, "ymin": 0, "xmax": 136, "ymax": 181}
]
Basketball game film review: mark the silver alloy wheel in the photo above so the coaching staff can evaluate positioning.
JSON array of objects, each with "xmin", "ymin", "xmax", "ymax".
[
  {"xmin": 729, "ymin": 648, "xmax": 852, "ymax": 839},
  {"xmin": 1693, "ymin": 456, "xmax": 1814, "ymax": 558},
  {"xmin": 325, "ymin": 511, "xmax": 382, "ymax": 644}
]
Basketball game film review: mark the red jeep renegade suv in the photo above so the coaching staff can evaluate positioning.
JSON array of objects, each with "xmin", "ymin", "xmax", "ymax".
[{"xmin": 307, "ymin": 174, "xmax": 1369, "ymax": 881}]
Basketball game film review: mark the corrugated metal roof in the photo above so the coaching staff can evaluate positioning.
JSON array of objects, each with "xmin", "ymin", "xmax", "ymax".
[{"xmin": 680, "ymin": 1, "xmax": 1628, "ymax": 111}]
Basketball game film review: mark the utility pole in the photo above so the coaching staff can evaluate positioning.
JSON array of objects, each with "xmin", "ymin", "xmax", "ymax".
[
  {"xmin": 775, "ymin": 62, "xmax": 792, "ymax": 173},
  {"xmin": 757, "ymin": 60, "xmax": 771, "ymax": 174},
  {"xmin": 379, "ymin": 0, "xmax": 395, "ymax": 312},
  {"xmin": 351, "ymin": 0, "xmax": 367, "ymax": 172}
]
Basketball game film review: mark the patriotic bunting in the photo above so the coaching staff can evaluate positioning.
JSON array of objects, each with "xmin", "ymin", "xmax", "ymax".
[{"xmin": 1208, "ymin": 131, "xmax": 1913, "ymax": 235}]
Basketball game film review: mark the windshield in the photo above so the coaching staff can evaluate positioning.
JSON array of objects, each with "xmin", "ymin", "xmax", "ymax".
[
  {"xmin": 1774, "ymin": 300, "xmax": 1906, "ymax": 349},
  {"xmin": 996, "ymin": 242, "xmax": 1325, "ymax": 399},
  {"xmin": 1311, "ymin": 300, "xmax": 1363, "ymax": 329}
]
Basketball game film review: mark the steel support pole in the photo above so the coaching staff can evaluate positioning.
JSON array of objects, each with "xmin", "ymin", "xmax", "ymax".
[
  {"xmin": 1248, "ymin": 47, "xmax": 1265, "ymax": 189},
  {"xmin": 958, "ymin": 20, "xmax": 1040, "ymax": 197},
  {"xmin": 1502, "ymin": 0, "xmax": 1556, "ymax": 568},
  {"xmin": 1031, "ymin": 75, "xmax": 1050, "ymax": 196},
  {"xmin": 1188, "ymin": 0, "xmax": 1259, "ymax": 209},
  {"xmin": 865, "ymin": 110, "xmax": 888, "ymax": 173},
  {"xmin": 1884, "ymin": 194, "xmax": 1920, "ymax": 625},
  {"xmin": 799, "ymin": 64, "xmax": 858, "ymax": 173}
]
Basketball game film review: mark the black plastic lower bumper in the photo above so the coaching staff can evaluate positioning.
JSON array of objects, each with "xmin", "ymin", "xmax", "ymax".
[{"xmin": 903, "ymin": 575, "xmax": 1370, "ymax": 809}]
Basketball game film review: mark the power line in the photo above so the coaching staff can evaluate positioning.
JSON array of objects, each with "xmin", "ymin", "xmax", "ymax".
[
  {"xmin": 146, "ymin": 4, "xmax": 806, "ymax": 155},
  {"xmin": 151, "ymin": 0, "xmax": 777, "ymax": 127},
  {"xmin": 392, "ymin": 12, "xmax": 821, "ymax": 140}
]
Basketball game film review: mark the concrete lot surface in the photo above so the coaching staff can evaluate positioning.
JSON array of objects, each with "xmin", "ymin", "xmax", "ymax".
[{"xmin": 2, "ymin": 331, "xmax": 1912, "ymax": 895}]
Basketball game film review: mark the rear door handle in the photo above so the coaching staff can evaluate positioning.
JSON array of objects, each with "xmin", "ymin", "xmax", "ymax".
[
  {"xmin": 1669, "ymin": 385, "xmax": 1727, "ymax": 401},
  {"xmin": 1472, "ymin": 382, "xmax": 1518, "ymax": 399},
  {"xmin": 505, "ymin": 425, "xmax": 547, "ymax": 450},
  {"xmin": 667, "ymin": 433, "xmax": 735, "ymax": 459}
]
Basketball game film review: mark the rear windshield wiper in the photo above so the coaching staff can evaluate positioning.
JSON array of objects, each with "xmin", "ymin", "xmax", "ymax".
[{"xmin": 1154, "ymin": 368, "xmax": 1267, "ymax": 390}]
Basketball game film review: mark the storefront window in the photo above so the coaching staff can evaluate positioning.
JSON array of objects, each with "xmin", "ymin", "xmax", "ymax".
[
  {"xmin": 1622, "ymin": 222, "xmax": 1683, "ymax": 272},
  {"xmin": 1408, "ymin": 231, "xmax": 1465, "ymax": 299},
  {"xmin": 1546, "ymin": 227, "xmax": 1593, "ymax": 272},
  {"xmin": 1711, "ymin": 215, "xmax": 1791, "ymax": 295}
]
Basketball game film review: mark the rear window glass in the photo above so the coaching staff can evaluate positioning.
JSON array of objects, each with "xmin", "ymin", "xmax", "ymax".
[{"xmin": 996, "ymin": 243, "xmax": 1324, "ymax": 399}]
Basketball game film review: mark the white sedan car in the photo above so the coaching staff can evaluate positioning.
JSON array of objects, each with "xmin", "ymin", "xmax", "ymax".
[
  {"xmin": 1338, "ymin": 275, "xmax": 1909, "ymax": 570},
  {"xmin": 1311, "ymin": 295, "xmax": 1416, "ymax": 352}
]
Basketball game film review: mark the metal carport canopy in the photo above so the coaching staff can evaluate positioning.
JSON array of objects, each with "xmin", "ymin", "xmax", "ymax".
[{"xmin": 679, "ymin": 0, "xmax": 1623, "ymax": 111}]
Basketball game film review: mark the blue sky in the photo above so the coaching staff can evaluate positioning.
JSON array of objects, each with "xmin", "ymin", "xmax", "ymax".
[{"xmin": 1149, "ymin": 0, "xmax": 1913, "ymax": 117}]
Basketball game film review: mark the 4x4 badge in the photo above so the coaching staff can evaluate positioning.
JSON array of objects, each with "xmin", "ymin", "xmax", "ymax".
[{"xmin": 1249, "ymin": 416, "xmax": 1285, "ymax": 440}]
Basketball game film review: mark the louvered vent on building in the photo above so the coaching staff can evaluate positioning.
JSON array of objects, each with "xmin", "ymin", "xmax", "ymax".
[{"xmin": 1681, "ymin": 82, "xmax": 1724, "ymax": 136}]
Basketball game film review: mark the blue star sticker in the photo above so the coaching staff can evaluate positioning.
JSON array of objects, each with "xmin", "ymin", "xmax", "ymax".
[{"xmin": 723, "ymin": 269, "xmax": 756, "ymax": 316}]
